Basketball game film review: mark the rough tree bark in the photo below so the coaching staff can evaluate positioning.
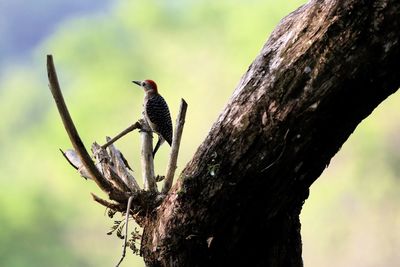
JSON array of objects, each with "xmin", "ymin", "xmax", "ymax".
[{"xmin": 141, "ymin": 0, "xmax": 400, "ymax": 266}]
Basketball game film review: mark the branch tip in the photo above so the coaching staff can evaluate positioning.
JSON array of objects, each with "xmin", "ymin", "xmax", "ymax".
[{"xmin": 162, "ymin": 99, "xmax": 188, "ymax": 194}]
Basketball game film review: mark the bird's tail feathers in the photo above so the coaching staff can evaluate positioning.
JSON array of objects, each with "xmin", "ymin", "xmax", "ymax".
[{"xmin": 153, "ymin": 137, "xmax": 165, "ymax": 158}]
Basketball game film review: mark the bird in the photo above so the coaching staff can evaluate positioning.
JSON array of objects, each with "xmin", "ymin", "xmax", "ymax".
[{"xmin": 132, "ymin": 79, "xmax": 173, "ymax": 157}]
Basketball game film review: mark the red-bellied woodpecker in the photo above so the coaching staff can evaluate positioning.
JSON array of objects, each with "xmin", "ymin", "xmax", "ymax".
[{"xmin": 132, "ymin": 79, "xmax": 172, "ymax": 157}]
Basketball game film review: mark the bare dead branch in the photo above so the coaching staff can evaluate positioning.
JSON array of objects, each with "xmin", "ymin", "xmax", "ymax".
[
  {"xmin": 46, "ymin": 55, "xmax": 110, "ymax": 189},
  {"xmin": 139, "ymin": 118, "xmax": 157, "ymax": 192},
  {"xmin": 115, "ymin": 195, "xmax": 134, "ymax": 267},
  {"xmin": 91, "ymin": 142, "xmax": 132, "ymax": 193},
  {"xmin": 91, "ymin": 193, "xmax": 125, "ymax": 211},
  {"xmin": 107, "ymin": 137, "xmax": 141, "ymax": 192},
  {"xmin": 47, "ymin": 55, "xmax": 127, "ymax": 201},
  {"xmin": 101, "ymin": 122, "xmax": 142, "ymax": 149},
  {"xmin": 162, "ymin": 99, "xmax": 188, "ymax": 194},
  {"xmin": 109, "ymin": 167, "xmax": 134, "ymax": 193}
]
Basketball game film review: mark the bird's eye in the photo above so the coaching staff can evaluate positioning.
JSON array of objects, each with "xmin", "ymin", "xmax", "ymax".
[{"xmin": 142, "ymin": 82, "xmax": 146, "ymax": 87}]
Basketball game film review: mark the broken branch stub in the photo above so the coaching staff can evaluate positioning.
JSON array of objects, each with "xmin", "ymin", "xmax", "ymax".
[
  {"xmin": 107, "ymin": 137, "xmax": 140, "ymax": 192},
  {"xmin": 91, "ymin": 142, "xmax": 133, "ymax": 193},
  {"xmin": 139, "ymin": 118, "xmax": 157, "ymax": 192}
]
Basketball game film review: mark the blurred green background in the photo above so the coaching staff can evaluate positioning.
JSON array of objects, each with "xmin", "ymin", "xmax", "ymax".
[{"xmin": 1, "ymin": 0, "xmax": 399, "ymax": 266}]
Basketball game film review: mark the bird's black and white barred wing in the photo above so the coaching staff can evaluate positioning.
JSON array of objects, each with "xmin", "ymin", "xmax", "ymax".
[{"xmin": 145, "ymin": 94, "xmax": 173, "ymax": 145}]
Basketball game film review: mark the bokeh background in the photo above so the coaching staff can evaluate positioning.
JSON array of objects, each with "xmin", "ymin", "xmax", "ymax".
[{"xmin": 1, "ymin": 0, "xmax": 399, "ymax": 266}]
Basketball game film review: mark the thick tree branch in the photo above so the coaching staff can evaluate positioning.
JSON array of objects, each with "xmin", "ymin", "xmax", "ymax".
[{"xmin": 141, "ymin": 1, "xmax": 400, "ymax": 266}]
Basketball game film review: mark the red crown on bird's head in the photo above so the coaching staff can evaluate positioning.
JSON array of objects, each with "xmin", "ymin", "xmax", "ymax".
[{"xmin": 144, "ymin": 79, "xmax": 157, "ymax": 91}]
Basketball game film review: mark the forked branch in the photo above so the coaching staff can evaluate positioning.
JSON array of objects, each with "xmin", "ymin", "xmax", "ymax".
[{"xmin": 48, "ymin": 54, "xmax": 188, "ymax": 266}]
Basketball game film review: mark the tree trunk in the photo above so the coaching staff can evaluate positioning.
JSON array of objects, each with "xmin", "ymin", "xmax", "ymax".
[{"xmin": 141, "ymin": 0, "xmax": 400, "ymax": 266}]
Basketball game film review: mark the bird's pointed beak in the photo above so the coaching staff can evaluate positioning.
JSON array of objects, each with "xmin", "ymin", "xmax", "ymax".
[{"xmin": 132, "ymin": 80, "xmax": 142, "ymax": 86}]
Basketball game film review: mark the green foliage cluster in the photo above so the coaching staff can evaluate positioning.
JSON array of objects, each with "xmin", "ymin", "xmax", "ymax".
[{"xmin": 1, "ymin": 1, "xmax": 399, "ymax": 266}]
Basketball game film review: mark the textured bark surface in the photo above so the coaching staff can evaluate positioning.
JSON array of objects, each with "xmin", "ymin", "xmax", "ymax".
[{"xmin": 141, "ymin": 1, "xmax": 400, "ymax": 266}]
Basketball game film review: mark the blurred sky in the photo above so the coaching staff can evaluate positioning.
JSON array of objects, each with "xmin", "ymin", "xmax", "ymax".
[{"xmin": 0, "ymin": 1, "xmax": 399, "ymax": 267}]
